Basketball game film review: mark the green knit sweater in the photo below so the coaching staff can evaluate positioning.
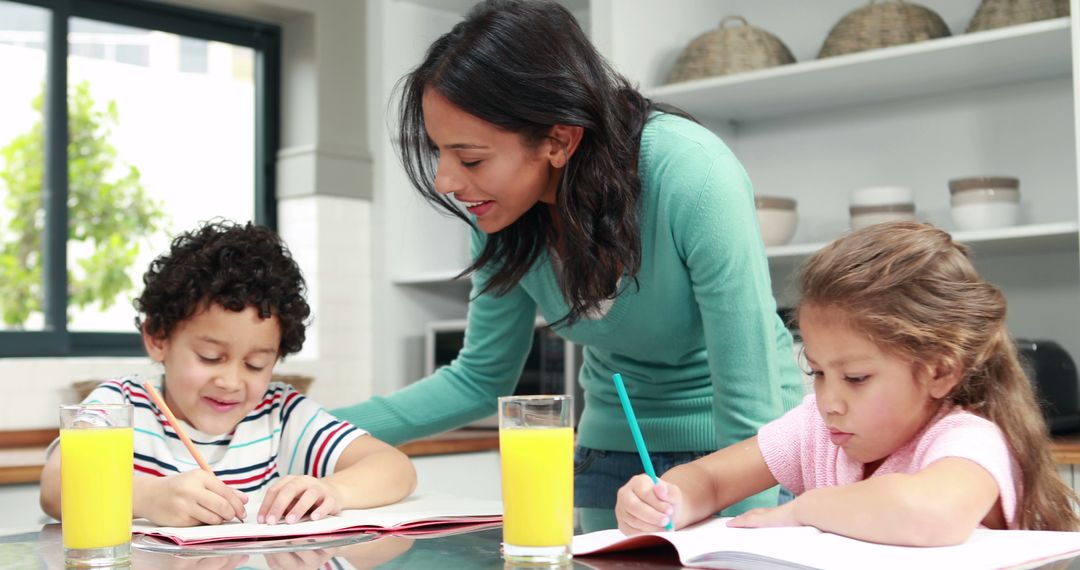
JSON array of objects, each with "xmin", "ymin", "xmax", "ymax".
[{"xmin": 334, "ymin": 113, "xmax": 803, "ymax": 503}]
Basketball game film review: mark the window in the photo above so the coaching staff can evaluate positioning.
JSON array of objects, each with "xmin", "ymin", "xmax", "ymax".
[{"xmin": 0, "ymin": 0, "xmax": 280, "ymax": 356}]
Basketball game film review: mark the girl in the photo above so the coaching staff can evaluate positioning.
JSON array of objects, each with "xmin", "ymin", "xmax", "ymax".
[
  {"xmin": 615, "ymin": 222, "xmax": 1079, "ymax": 545},
  {"xmin": 332, "ymin": 0, "xmax": 803, "ymax": 514}
]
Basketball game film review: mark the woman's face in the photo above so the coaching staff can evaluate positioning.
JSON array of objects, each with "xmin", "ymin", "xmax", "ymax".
[{"xmin": 421, "ymin": 88, "xmax": 560, "ymax": 234}]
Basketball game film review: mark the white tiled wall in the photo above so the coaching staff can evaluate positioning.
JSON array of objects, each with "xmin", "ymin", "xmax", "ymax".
[{"xmin": 0, "ymin": 195, "xmax": 373, "ymax": 431}]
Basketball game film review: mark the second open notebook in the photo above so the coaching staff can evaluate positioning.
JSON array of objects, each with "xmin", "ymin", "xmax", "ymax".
[
  {"xmin": 572, "ymin": 517, "xmax": 1080, "ymax": 570},
  {"xmin": 132, "ymin": 492, "xmax": 502, "ymax": 545}
]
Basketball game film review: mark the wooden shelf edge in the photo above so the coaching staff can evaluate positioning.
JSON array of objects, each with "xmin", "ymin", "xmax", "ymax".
[
  {"xmin": 0, "ymin": 465, "xmax": 43, "ymax": 486},
  {"xmin": 0, "ymin": 429, "xmax": 57, "ymax": 449}
]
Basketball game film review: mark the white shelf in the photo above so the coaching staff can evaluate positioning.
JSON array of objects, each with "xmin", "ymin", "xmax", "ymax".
[
  {"xmin": 766, "ymin": 222, "xmax": 1080, "ymax": 265},
  {"xmin": 645, "ymin": 18, "xmax": 1071, "ymax": 123}
]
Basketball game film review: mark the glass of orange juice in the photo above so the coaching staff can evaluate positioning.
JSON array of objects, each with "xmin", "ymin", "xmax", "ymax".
[
  {"xmin": 60, "ymin": 403, "xmax": 134, "ymax": 567},
  {"xmin": 498, "ymin": 395, "xmax": 573, "ymax": 566}
]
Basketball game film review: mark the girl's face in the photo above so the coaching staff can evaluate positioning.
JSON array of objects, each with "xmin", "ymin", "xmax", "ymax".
[
  {"xmin": 421, "ymin": 88, "xmax": 561, "ymax": 234},
  {"xmin": 799, "ymin": 304, "xmax": 956, "ymax": 475},
  {"xmin": 143, "ymin": 303, "xmax": 281, "ymax": 435}
]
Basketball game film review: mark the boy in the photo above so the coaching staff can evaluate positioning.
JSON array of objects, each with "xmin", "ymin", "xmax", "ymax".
[{"xmin": 40, "ymin": 220, "xmax": 416, "ymax": 527}]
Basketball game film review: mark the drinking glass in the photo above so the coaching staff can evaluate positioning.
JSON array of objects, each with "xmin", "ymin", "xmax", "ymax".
[
  {"xmin": 60, "ymin": 404, "xmax": 134, "ymax": 567},
  {"xmin": 498, "ymin": 395, "xmax": 574, "ymax": 565}
]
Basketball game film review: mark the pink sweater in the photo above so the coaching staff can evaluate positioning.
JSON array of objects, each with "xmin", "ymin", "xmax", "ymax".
[{"xmin": 758, "ymin": 394, "xmax": 1021, "ymax": 529}]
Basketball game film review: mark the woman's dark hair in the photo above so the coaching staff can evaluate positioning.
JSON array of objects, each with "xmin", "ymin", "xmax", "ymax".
[
  {"xmin": 134, "ymin": 219, "xmax": 311, "ymax": 358},
  {"xmin": 398, "ymin": 0, "xmax": 685, "ymax": 325}
]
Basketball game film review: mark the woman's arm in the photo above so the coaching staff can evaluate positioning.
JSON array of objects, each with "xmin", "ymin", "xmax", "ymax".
[{"xmin": 331, "ymin": 231, "xmax": 539, "ymax": 445}]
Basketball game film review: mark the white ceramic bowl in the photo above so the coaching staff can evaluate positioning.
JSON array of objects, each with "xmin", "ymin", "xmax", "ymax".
[
  {"xmin": 849, "ymin": 210, "xmax": 917, "ymax": 231},
  {"xmin": 850, "ymin": 186, "xmax": 914, "ymax": 207},
  {"xmin": 948, "ymin": 176, "xmax": 1020, "ymax": 231},
  {"xmin": 755, "ymin": 196, "xmax": 797, "ymax": 246},
  {"xmin": 951, "ymin": 202, "xmax": 1020, "ymax": 231}
]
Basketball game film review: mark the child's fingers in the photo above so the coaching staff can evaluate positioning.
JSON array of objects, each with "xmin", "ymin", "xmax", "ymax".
[
  {"xmin": 190, "ymin": 501, "xmax": 231, "ymax": 525},
  {"xmin": 262, "ymin": 480, "xmax": 303, "ymax": 524},
  {"xmin": 616, "ymin": 476, "xmax": 672, "ymax": 534},
  {"xmin": 205, "ymin": 477, "xmax": 247, "ymax": 521},
  {"xmin": 283, "ymin": 488, "xmax": 324, "ymax": 524},
  {"xmin": 308, "ymin": 496, "xmax": 338, "ymax": 521}
]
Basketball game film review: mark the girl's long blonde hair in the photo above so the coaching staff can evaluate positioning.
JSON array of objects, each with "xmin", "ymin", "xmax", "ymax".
[{"xmin": 798, "ymin": 221, "xmax": 1077, "ymax": 531}]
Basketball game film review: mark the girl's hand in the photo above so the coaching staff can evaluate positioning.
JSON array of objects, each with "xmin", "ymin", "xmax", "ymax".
[
  {"xmin": 259, "ymin": 475, "xmax": 344, "ymax": 524},
  {"xmin": 615, "ymin": 474, "xmax": 683, "ymax": 535},
  {"xmin": 727, "ymin": 501, "xmax": 799, "ymax": 528},
  {"xmin": 138, "ymin": 470, "xmax": 248, "ymax": 527}
]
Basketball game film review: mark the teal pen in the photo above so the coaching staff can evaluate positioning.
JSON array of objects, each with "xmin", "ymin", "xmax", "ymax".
[{"xmin": 612, "ymin": 372, "xmax": 675, "ymax": 531}]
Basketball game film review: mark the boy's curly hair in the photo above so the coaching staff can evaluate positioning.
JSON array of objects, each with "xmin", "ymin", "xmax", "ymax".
[{"xmin": 134, "ymin": 220, "xmax": 310, "ymax": 357}]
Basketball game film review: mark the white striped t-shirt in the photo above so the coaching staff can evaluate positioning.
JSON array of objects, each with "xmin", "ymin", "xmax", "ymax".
[{"xmin": 78, "ymin": 376, "xmax": 366, "ymax": 494}]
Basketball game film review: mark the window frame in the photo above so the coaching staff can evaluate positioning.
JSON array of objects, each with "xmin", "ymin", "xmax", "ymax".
[{"xmin": 0, "ymin": 0, "xmax": 281, "ymax": 357}]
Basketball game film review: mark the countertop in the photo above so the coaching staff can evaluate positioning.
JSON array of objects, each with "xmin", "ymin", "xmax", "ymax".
[
  {"xmin": 1, "ymin": 509, "xmax": 686, "ymax": 569},
  {"xmin": 0, "ymin": 428, "xmax": 499, "ymax": 486}
]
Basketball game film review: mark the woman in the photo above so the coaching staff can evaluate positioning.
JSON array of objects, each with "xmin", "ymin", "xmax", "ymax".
[{"xmin": 333, "ymin": 0, "xmax": 803, "ymax": 514}]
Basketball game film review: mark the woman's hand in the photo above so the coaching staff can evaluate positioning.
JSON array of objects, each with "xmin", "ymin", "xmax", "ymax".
[
  {"xmin": 615, "ymin": 474, "xmax": 683, "ymax": 535},
  {"xmin": 258, "ymin": 475, "xmax": 344, "ymax": 524},
  {"xmin": 727, "ymin": 501, "xmax": 799, "ymax": 528},
  {"xmin": 135, "ymin": 471, "xmax": 248, "ymax": 527}
]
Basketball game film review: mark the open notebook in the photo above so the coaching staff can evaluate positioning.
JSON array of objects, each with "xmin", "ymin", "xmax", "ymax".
[
  {"xmin": 572, "ymin": 517, "xmax": 1080, "ymax": 570},
  {"xmin": 132, "ymin": 492, "xmax": 502, "ymax": 546}
]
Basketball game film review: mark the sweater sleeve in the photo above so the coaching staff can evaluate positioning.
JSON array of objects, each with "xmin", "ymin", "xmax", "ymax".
[
  {"xmin": 757, "ymin": 395, "xmax": 816, "ymax": 495},
  {"xmin": 332, "ymin": 228, "xmax": 538, "ymax": 445},
  {"xmin": 673, "ymin": 147, "xmax": 802, "ymax": 513},
  {"xmin": 917, "ymin": 414, "xmax": 1020, "ymax": 529}
]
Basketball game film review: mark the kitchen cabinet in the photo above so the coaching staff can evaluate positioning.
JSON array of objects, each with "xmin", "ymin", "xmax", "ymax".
[{"xmin": 370, "ymin": 0, "xmax": 1080, "ymax": 398}]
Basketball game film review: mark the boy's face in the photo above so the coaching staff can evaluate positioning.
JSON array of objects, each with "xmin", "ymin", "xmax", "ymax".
[{"xmin": 143, "ymin": 303, "xmax": 281, "ymax": 435}]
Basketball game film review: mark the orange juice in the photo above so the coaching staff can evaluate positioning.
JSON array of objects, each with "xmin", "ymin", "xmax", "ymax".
[
  {"xmin": 60, "ymin": 426, "xmax": 134, "ymax": 550},
  {"xmin": 499, "ymin": 426, "xmax": 574, "ymax": 547}
]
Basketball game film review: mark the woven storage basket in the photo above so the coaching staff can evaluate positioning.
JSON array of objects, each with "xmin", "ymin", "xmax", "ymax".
[
  {"xmin": 967, "ymin": 0, "xmax": 1059, "ymax": 32},
  {"xmin": 666, "ymin": 15, "xmax": 795, "ymax": 84},
  {"xmin": 818, "ymin": 0, "xmax": 951, "ymax": 59}
]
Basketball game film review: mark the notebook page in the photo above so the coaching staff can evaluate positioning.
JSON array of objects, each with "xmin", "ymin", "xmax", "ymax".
[{"xmin": 132, "ymin": 492, "xmax": 502, "ymax": 544}]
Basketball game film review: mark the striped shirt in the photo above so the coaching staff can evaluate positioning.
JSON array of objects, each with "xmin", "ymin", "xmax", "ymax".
[{"xmin": 77, "ymin": 376, "xmax": 366, "ymax": 494}]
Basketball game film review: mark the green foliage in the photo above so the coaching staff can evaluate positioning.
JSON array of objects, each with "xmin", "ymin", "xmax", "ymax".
[{"xmin": 0, "ymin": 81, "xmax": 166, "ymax": 328}]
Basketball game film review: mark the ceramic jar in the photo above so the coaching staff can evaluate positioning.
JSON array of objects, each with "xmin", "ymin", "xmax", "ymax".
[
  {"xmin": 849, "ymin": 186, "xmax": 916, "ymax": 230},
  {"xmin": 948, "ymin": 176, "xmax": 1020, "ymax": 231},
  {"xmin": 755, "ymin": 196, "xmax": 797, "ymax": 246}
]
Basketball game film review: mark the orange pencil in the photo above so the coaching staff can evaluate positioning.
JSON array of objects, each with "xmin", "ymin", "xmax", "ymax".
[{"xmin": 142, "ymin": 380, "xmax": 215, "ymax": 474}]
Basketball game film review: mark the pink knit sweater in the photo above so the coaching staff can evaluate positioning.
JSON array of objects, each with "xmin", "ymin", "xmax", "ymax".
[{"xmin": 758, "ymin": 394, "xmax": 1020, "ymax": 529}]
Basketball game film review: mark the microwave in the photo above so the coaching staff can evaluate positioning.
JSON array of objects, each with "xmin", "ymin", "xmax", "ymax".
[{"xmin": 424, "ymin": 317, "xmax": 582, "ymax": 428}]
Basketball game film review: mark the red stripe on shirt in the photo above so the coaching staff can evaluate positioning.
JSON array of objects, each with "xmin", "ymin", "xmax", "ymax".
[
  {"xmin": 134, "ymin": 464, "xmax": 168, "ymax": 478},
  {"xmin": 311, "ymin": 423, "xmax": 349, "ymax": 479},
  {"xmin": 221, "ymin": 462, "xmax": 278, "ymax": 486}
]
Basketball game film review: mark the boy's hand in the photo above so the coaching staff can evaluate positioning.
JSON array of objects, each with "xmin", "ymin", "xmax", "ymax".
[
  {"xmin": 615, "ymin": 473, "xmax": 683, "ymax": 535},
  {"xmin": 727, "ymin": 500, "xmax": 799, "ymax": 528},
  {"xmin": 259, "ymin": 475, "xmax": 344, "ymax": 524},
  {"xmin": 138, "ymin": 470, "xmax": 248, "ymax": 527}
]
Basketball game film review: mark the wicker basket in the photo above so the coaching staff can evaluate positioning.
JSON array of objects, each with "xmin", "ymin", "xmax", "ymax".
[
  {"xmin": 71, "ymin": 374, "xmax": 315, "ymax": 402},
  {"xmin": 666, "ymin": 16, "xmax": 795, "ymax": 84},
  {"xmin": 818, "ymin": 0, "xmax": 951, "ymax": 59},
  {"xmin": 1056, "ymin": 0, "xmax": 1070, "ymax": 16},
  {"xmin": 967, "ymin": 0, "xmax": 1059, "ymax": 32}
]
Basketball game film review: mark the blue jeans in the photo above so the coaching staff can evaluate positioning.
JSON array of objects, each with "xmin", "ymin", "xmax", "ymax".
[{"xmin": 573, "ymin": 446, "xmax": 711, "ymax": 508}]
